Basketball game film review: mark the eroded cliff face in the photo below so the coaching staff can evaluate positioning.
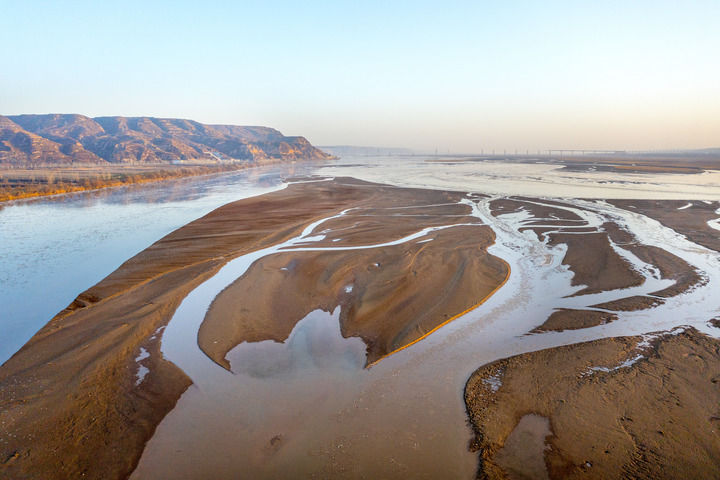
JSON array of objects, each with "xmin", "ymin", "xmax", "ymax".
[{"xmin": 0, "ymin": 114, "xmax": 332, "ymax": 165}]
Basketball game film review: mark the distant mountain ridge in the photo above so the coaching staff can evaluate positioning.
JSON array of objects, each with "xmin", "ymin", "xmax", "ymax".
[{"xmin": 0, "ymin": 114, "xmax": 331, "ymax": 165}]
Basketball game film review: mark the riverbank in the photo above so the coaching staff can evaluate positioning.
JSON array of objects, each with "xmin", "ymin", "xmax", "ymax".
[
  {"xmin": 0, "ymin": 160, "xmax": 291, "ymax": 202},
  {"xmin": 465, "ymin": 327, "xmax": 720, "ymax": 479}
]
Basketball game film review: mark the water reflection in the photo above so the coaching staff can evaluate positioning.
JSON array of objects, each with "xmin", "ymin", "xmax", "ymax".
[{"xmin": 228, "ymin": 310, "xmax": 366, "ymax": 379}]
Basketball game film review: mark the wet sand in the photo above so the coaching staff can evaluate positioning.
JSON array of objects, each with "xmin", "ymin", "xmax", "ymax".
[
  {"xmin": 0, "ymin": 177, "xmax": 508, "ymax": 479},
  {"xmin": 549, "ymin": 232, "xmax": 645, "ymax": 295},
  {"xmin": 610, "ymin": 199, "xmax": 720, "ymax": 252},
  {"xmin": 465, "ymin": 328, "xmax": 720, "ymax": 479},
  {"xmin": 532, "ymin": 309, "xmax": 618, "ymax": 333},
  {"xmin": 201, "ymin": 218, "xmax": 506, "ymax": 367},
  {"xmin": 2, "ymin": 165, "xmax": 719, "ymax": 479},
  {"xmin": 125, "ymin": 190, "xmax": 720, "ymax": 479}
]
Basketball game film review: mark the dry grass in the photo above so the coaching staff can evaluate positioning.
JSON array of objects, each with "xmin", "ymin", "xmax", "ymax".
[{"xmin": 0, "ymin": 162, "xmax": 254, "ymax": 202}]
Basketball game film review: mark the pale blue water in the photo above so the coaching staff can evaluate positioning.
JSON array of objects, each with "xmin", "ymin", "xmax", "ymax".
[{"xmin": 0, "ymin": 163, "xmax": 319, "ymax": 365}]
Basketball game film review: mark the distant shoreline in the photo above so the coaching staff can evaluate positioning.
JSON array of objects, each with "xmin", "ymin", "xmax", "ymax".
[{"xmin": 0, "ymin": 160, "xmax": 298, "ymax": 203}]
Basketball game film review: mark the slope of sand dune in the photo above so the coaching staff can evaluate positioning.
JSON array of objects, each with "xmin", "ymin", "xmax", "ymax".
[
  {"xmin": 0, "ymin": 177, "xmax": 508, "ymax": 480},
  {"xmin": 201, "ymin": 223, "xmax": 506, "ymax": 367},
  {"xmin": 465, "ymin": 327, "xmax": 720, "ymax": 480}
]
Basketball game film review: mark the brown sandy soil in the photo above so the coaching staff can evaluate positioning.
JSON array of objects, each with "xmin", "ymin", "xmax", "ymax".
[
  {"xmin": 590, "ymin": 295, "xmax": 665, "ymax": 312},
  {"xmin": 512, "ymin": 196, "xmax": 598, "ymax": 214},
  {"xmin": 465, "ymin": 328, "xmax": 720, "ymax": 479},
  {"xmin": 201, "ymin": 224, "xmax": 507, "ymax": 368},
  {"xmin": 306, "ymin": 202, "xmax": 478, "ymax": 247},
  {"xmin": 548, "ymin": 232, "xmax": 645, "ymax": 296},
  {"xmin": 493, "ymin": 200, "xmax": 701, "ymax": 334},
  {"xmin": 487, "ymin": 200, "xmax": 658, "ymax": 300},
  {"xmin": 0, "ymin": 177, "xmax": 508, "ymax": 480},
  {"xmin": 489, "ymin": 198, "xmax": 585, "ymax": 221},
  {"xmin": 517, "ymin": 227, "xmax": 596, "ymax": 242},
  {"xmin": 603, "ymin": 221, "xmax": 704, "ymax": 297},
  {"xmin": 532, "ymin": 309, "xmax": 618, "ymax": 333},
  {"xmin": 0, "ymin": 179, "xmax": 375, "ymax": 480},
  {"xmin": 490, "ymin": 198, "xmax": 596, "ymax": 243},
  {"xmin": 610, "ymin": 200, "xmax": 720, "ymax": 252},
  {"xmin": 634, "ymin": 247, "xmax": 703, "ymax": 298}
]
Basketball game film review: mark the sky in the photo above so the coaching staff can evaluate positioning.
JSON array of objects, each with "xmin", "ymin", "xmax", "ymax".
[{"xmin": 1, "ymin": 0, "xmax": 719, "ymax": 152}]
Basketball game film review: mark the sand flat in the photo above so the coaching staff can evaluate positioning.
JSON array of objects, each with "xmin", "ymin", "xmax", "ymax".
[{"xmin": 0, "ymin": 177, "xmax": 509, "ymax": 479}]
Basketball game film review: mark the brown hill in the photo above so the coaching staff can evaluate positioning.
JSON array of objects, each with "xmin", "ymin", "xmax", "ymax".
[
  {"xmin": 2, "ymin": 114, "xmax": 331, "ymax": 165},
  {"xmin": 0, "ymin": 115, "xmax": 76, "ymax": 164}
]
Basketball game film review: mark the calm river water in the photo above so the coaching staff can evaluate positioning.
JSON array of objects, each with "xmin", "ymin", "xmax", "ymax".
[
  {"xmin": 3, "ymin": 155, "xmax": 720, "ymax": 366},
  {"xmin": 0, "ymin": 162, "xmax": 318, "ymax": 365}
]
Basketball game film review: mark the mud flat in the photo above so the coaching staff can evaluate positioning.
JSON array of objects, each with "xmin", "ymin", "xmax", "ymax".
[
  {"xmin": 465, "ymin": 328, "xmax": 720, "ymax": 479},
  {"xmin": 610, "ymin": 200, "xmax": 720, "ymax": 252},
  {"xmin": 531, "ymin": 309, "xmax": 618, "ymax": 333},
  {"xmin": 0, "ymin": 177, "xmax": 508, "ymax": 479},
  {"xmin": 460, "ymin": 195, "xmax": 720, "ymax": 479}
]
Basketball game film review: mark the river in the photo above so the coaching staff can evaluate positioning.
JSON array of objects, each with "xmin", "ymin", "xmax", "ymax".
[
  {"xmin": 130, "ymin": 157, "xmax": 720, "ymax": 478},
  {"xmin": 3, "ymin": 156, "xmax": 720, "ymax": 478},
  {"xmin": 0, "ymin": 162, "xmax": 317, "ymax": 365}
]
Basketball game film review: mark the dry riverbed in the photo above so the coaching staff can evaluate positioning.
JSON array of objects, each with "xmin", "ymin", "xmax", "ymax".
[{"xmin": 1, "ymin": 174, "xmax": 719, "ymax": 480}]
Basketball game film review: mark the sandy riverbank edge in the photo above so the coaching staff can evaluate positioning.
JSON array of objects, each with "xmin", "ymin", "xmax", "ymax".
[
  {"xmin": 0, "ymin": 177, "xmax": 509, "ymax": 479},
  {"xmin": 465, "ymin": 327, "xmax": 720, "ymax": 479}
]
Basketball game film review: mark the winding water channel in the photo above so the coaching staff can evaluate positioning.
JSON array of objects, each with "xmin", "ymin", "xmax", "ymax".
[
  {"xmin": 3, "ymin": 156, "xmax": 720, "ymax": 478},
  {"xmin": 132, "ymin": 161, "xmax": 720, "ymax": 479}
]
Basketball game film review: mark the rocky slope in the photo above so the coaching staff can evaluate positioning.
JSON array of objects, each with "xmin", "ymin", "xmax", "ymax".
[{"xmin": 0, "ymin": 114, "xmax": 331, "ymax": 165}]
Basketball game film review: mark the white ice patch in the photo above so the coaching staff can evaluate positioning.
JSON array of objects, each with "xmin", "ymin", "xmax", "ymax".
[
  {"xmin": 299, "ymin": 234, "xmax": 326, "ymax": 243},
  {"xmin": 608, "ymin": 238, "xmax": 662, "ymax": 281},
  {"xmin": 583, "ymin": 328, "xmax": 688, "ymax": 376},
  {"xmin": 708, "ymin": 207, "xmax": 720, "ymax": 232},
  {"xmin": 483, "ymin": 372, "xmax": 503, "ymax": 392},
  {"xmin": 149, "ymin": 325, "xmax": 165, "ymax": 341},
  {"xmin": 586, "ymin": 353, "xmax": 644, "ymax": 374},
  {"xmin": 344, "ymin": 285, "xmax": 353, "ymax": 293},
  {"xmin": 135, "ymin": 347, "xmax": 151, "ymax": 386},
  {"xmin": 677, "ymin": 202, "xmax": 693, "ymax": 210}
]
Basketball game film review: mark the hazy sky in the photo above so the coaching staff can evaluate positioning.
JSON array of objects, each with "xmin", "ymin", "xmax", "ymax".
[{"xmin": 2, "ymin": 1, "xmax": 719, "ymax": 152}]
